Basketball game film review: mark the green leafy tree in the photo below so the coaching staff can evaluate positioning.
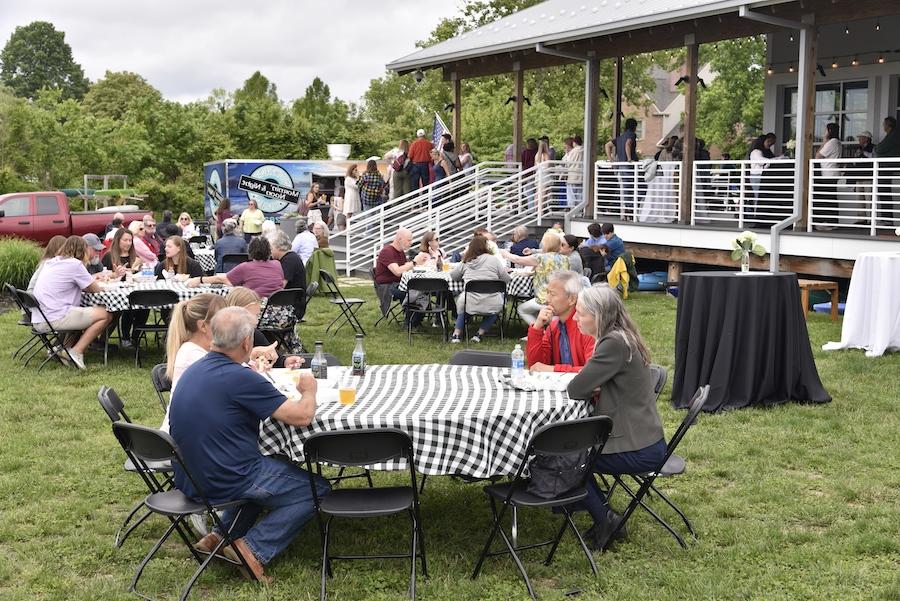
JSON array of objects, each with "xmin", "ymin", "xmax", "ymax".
[
  {"xmin": 82, "ymin": 71, "xmax": 162, "ymax": 120},
  {"xmin": 0, "ymin": 21, "xmax": 89, "ymax": 100},
  {"xmin": 234, "ymin": 71, "xmax": 278, "ymax": 103}
]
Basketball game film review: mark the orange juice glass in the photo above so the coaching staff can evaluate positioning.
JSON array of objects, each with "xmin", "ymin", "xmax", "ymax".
[{"xmin": 339, "ymin": 387, "xmax": 356, "ymax": 405}]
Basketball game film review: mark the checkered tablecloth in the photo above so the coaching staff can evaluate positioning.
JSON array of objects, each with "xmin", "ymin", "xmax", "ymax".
[
  {"xmin": 193, "ymin": 249, "xmax": 215, "ymax": 273},
  {"xmin": 258, "ymin": 364, "xmax": 590, "ymax": 478},
  {"xmin": 399, "ymin": 270, "xmax": 534, "ymax": 298},
  {"xmin": 81, "ymin": 281, "xmax": 230, "ymax": 311}
]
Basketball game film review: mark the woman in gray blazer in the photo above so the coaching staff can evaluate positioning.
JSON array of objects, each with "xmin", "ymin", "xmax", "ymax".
[
  {"xmin": 567, "ymin": 284, "xmax": 666, "ymax": 550},
  {"xmin": 450, "ymin": 235, "xmax": 511, "ymax": 343}
]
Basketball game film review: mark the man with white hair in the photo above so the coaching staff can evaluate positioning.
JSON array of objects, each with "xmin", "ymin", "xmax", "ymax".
[
  {"xmin": 214, "ymin": 218, "xmax": 248, "ymax": 272},
  {"xmin": 526, "ymin": 271, "xmax": 595, "ymax": 373},
  {"xmin": 170, "ymin": 306, "xmax": 329, "ymax": 583},
  {"xmin": 407, "ymin": 128, "xmax": 433, "ymax": 191},
  {"xmin": 290, "ymin": 217, "xmax": 317, "ymax": 264}
]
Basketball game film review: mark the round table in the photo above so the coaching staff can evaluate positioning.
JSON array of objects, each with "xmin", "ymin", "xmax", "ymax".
[
  {"xmin": 823, "ymin": 251, "xmax": 900, "ymax": 357},
  {"xmin": 82, "ymin": 280, "xmax": 230, "ymax": 311},
  {"xmin": 258, "ymin": 364, "xmax": 589, "ymax": 478},
  {"xmin": 671, "ymin": 271, "xmax": 831, "ymax": 412}
]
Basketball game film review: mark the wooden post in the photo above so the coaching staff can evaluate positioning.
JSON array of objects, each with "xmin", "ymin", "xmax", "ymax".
[
  {"xmin": 513, "ymin": 64, "xmax": 524, "ymax": 161},
  {"xmin": 679, "ymin": 36, "xmax": 699, "ymax": 225},
  {"xmin": 613, "ymin": 57, "xmax": 624, "ymax": 139},
  {"xmin": 667, "ymin": 261, "xmax": 682, "ymax": 285},
  {"xmin": 583, "ymin": 55, "xmax": 600, "ymax": 217},
  {"xmin": 797, "ymin": 17, "xmax": 817, "ymax": 230},
  {"xmin": 451, "ymin": 72, "xmax": 462, "ymax": 145}
]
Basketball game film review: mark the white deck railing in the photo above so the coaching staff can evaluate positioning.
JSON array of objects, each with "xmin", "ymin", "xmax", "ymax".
[
  {"xmin": 808, "ymin": 158, "xmax": 900, "ymax": 234},
  {"xmin": 594, "ymin": 161, "xmax": 682, "ymax": 223},
  {"xmin": 692, "ymin": 159, "xmax": 796, "ymax": 227}
]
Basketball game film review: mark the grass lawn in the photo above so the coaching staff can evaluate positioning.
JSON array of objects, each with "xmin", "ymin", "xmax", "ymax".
[{"xmin": 0, "ymin": 283, "xmax": 898, "ymax": 601}]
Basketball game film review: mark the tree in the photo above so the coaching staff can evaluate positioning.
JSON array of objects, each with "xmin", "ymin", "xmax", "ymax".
[
  {"xmin": 0, "ymin": 21, "xmax": 89, "ymax": 100},
  {"xmin": 82, "ymin": 71, "xmax": 162, "ymax": 120},
  {"xmin": 234, "ymin": 71, "xmax": 278, "ymax": 104}
]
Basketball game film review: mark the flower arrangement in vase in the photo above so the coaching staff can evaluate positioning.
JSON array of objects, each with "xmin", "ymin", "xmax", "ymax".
[{"xmin": 731, "ymin": 231, "xmax": 767, "ymax": 273}]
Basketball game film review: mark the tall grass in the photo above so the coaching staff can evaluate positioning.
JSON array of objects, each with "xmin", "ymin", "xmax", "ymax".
[{"xmin": 0, "ymin": 236, "xmax": 41, "ymax": 289}]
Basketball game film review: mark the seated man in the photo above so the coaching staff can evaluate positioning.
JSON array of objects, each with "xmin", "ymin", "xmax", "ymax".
[
  {"xmin": 214, "ymin": 218, "xmax": 248, "ymax": 272},
  {"xmin": 290, "ymin": 217, "xmax": 317, "ymax": 265},
  {"xmin": 374, "ymin": 227, "xmax": 428, "ymax": 324},
  {"xmin": 526, "ymin": 271, "xmax": 594, "ymax": 373},
  {"xmin": 169, "ymin": 306, "xmax": 330, "ymax": 583},
  {"xmin": 579, "ymin": 222, "xmax": 607, "ymax": 278},
  {"xmin": 599, "ymin": 223, "xmax": 625, "ymax": 272}
]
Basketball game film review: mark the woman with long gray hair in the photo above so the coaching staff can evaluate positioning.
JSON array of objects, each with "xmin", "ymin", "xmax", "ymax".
[{"xmin": 566, "ymin": 284, "xmax": 666, "ymax": 551}]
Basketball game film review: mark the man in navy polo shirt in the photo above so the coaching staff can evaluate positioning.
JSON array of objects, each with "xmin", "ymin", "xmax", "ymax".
[{"xmin": 170, "ymin": 306, "xmax": 329, "ymax": 583}]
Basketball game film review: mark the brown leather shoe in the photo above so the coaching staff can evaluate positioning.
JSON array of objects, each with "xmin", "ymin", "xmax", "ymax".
[
  {"xmin": 232, "ymin": 538, "xmax": 273, "ymax": 584},
  {"xmin": 193, "ymin": 532, "xmax": 239, "ymax": 564}
]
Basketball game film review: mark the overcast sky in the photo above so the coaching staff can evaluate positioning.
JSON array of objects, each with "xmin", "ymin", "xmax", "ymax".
[{"xmin": 0, "ymin": 1, "xmax": 461, "ymax": 104}]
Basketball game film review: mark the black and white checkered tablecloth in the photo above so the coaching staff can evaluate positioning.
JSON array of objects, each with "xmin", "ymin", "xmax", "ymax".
[
  {"xmin": 258, "ymin": 364, "xmax": 590, "ymax": 478},
  {"xmin": 193, "ymin": 249, "xmax": 216, "ymax": 273},
  {"xmin": 81, "ymin": 281, "xmax": 230, "ymax": 312},
  {"xmin": 399, "ymin": 270, "xmax": 534, "ymax": 298}
]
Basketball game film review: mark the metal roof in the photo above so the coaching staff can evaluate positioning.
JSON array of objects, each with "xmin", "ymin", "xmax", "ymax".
[{"xmin": 388, "ymin": 0, "xmax": 789, "ymax": 73}]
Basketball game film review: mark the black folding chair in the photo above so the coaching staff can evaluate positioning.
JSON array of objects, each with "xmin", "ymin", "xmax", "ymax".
[
  {"xmin": 5, "ymin": 283, "xmax": 42, "ymax": 363},
  {"xmin": 221, "ymin": 253, "xmax": 249, "ymax": 273},
  {"xmin": 150, "ymin": 363, "xmax": 172, "ymax": 413},
  {"xmin": 98, "ymin": 386, "xmax": 175, "ymax": 549},
  {"xmin": 320, "ymin": 270, "xmax": 366, "ymax": 337},
  {"xmin": 298, "ymin": 280, "xmax": 317, "ymax": 321},
  {"xmin": 257, "ymin": 288, "xmax": 306, "ymax": 351},
  {"xmin": 649, "ymin": 363, "xmax": 667, "ymax": 400},
  {"xmin": 600, "ymin": 385, "xmax": 710, "ymax": 551},
  {"xmin": 111, "ymin": 421, "xmax": 259, "ymax": 600},
  {"xmin": 13, "ymin": 288, "xmax": 78, "ymax": 370},
  {"xmin": 371, "ymin": 266, "xmax": 403, "ymax": 327},
  {"xmin": 404, "ymin": 278, "xmax": 450, "ymax": 344},
  {"xmin": 460, "ymin": 279, "xmax": 507, "ymax": 343},
  {"xmin": 471, "ymin": 416, "xmax": 614, "ymax": 599},
  {"xmin": 448, "ymin": 350, "xmax": 511, "ymax": 368},
  {"xmin": 188, "ymin": 235, "xmax": 210, "ymax": 248},
  {"xmin": 304, "ymin": 428, "xmax": 427, "ymax": 600},
  {"xmin": 504, "ymin": 294, "xmax": 530, "ymax": 332},
  {"xmin": 128, "ymin": 289, "xmax": 179, "ymax": 368}
]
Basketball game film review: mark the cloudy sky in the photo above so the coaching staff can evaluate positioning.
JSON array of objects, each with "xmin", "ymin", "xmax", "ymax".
[{"xmin": 0, "ymin": 1, "xmax": 461, "ymax": 104}]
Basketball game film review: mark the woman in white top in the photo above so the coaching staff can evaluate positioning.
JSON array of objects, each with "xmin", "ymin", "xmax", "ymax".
[
  {"xmin": 748, "ymin": 133, "xmax": 777, "ymax": 216},
  {"xmin": 161, "ymin": 293, "xmax": 226, "ymax": 431},
  {"xmin": 815, "ymin": 122, "xmax": 843, "ymax": 230},
  {"xmin": 178, "ymin": 212, "xmax": 199, "ymax": 239},
  {"xmin": 343, "ymin": 164, "xmax": 361, "ymax": 219},
  {"xmin": 535, "ymin": 139, "xmax": 553, "ymax": 210},
  {"xmin": 458, "ymin": 142, "xmax": 475, "ymax": 171}
]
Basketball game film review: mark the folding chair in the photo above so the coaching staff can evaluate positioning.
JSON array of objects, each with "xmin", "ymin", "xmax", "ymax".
[
  {"xmin": 188, "ymin": 235, "xmax": 210, "ymax": 248},
  {"xmin": 448, "ymin": 350, "xmax": 511, "ymax": 368},
  {"xmin": 150, "ymin": 363, "xmax": 172, "ymax": 413},
  {"xmin": 13, "ymin": 288, "xmax": 78, "ymax": 370},
  {"xmin": 257, "ymin": 288, "xmax": 306, "ymax": 351},
  {"xmin": 304, "ymin": 428, "xmax": 427, "ymax": 600},
  {"xmin": 128, "ymin": 289, "xmax": 179, "ymax": 368},
  {"xmin": 460, "ymin": 279, "xmax": 507, "ymax": 343},
  {"xmin": 504, "ymin": 294, "xmax": 530, "ymax": 332},
  {"xmin": 600, "ymin": 385, "xmax": 710, "ymax": 551},
  {"xmin": 299, "ymin": 281, "xmax": 318, "ymax": 322},
  {"xmin": 371, "ymin": 266, "xmax": 402, "ymax": 327},
  {"xmin": 112, "ymin": 421, "xmax": 259, "ymax": 600},
  {"xmin": 405, "ymin": 278, "xmax": 450, "ymax": 344},
  {"xmin": 5, "ymin": 283, "xmax": 42, "ymax": 363},
  {"xmin": 320, "ymin": 270, "xmax": 366, "ymax": 337},
  {"xmin": 471, "ymin": 416, "xmax": 614, "ymax": 599},
  {"xmin": 97, "ymin": 386, "xmax": 175, "ymax": 548},
  {"xmin": 221, "ymin": 253, "xmax": 249, "ymax": 273}
]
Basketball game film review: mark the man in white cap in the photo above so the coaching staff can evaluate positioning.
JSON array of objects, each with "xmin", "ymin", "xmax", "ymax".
[
  {"xmin": 407, "ymin": 128, "xmax": 433, "ymax": 191},
  {"xmin": 852, "ymin": 131, "xmax": 876, "ymax": 222}
]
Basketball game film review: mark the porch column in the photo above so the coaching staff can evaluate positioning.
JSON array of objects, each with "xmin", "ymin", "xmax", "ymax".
[
  {"xmin": 679, "ymin": 35, "xmax": 699, "ymax": 225},
  {"xmin": 796, "ymin": 16, "xmax": 817, "ymax": 230},
  {"xmin": 513, "ymin": 63, "xmax": 524, "ymax": 160},
  {"xmin": 583, "ymin": 55, "xmax": 600, "ymax": 216},
  {"xmin": 613, "ymin": 56, "xmax": 624, "ymax": 138},
  {"xmin": 451, "ymin": 72, "xmax": 462, "ymax": 144}
]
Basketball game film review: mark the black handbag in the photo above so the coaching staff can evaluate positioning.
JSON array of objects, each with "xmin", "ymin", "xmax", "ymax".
[{"xmin": 526, "ymin": 451, "xmax": 590, "ymax": 500}]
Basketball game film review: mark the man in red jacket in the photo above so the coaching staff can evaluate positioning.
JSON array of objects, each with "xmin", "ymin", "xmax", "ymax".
[{"xmin": 527, "ymin": 270, "xmax": 594, "ymax": 372}]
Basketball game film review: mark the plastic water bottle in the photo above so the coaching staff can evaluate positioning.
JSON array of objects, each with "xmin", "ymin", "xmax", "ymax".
[
  {"xmin": 141, "ymin": 263, "xmax": 153, "ymax": 279},
  {"xmin": 351, "ymin": 334, "xmax": 366, "ymax": 376},
  {"xmin": 310, "ymin": 341, "xmax": 327, "ymax": 379},
  {"xmin": 511, "ymin": 344, "xmax": 525, "ymax": 386}
]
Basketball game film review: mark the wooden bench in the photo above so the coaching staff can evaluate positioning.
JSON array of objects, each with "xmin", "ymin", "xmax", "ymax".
[{"xmin": 798, "ymin": 279, "xmax": 839, "ymax": 321}]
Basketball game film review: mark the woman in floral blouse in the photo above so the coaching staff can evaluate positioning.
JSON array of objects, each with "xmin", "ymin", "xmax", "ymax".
[
  {"xmin": 357, "ymin": 160, "xmax": 386, "ymax": 211},
  {"xmin": 501, "ymin": 231, "xmax": 569, "ymax": 325}
]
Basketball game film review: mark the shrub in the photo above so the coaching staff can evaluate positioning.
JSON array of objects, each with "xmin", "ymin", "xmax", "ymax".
[{"xmin": 0, "ymin": 237, "xmax": 42, "ymax": 289}]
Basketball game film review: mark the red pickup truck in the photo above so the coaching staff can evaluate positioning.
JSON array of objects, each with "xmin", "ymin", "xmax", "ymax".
[{"xmin": 0, "ymin": 191, "xmax": 151, "ymax": 244}]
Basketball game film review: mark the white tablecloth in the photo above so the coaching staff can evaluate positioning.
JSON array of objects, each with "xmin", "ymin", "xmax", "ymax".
[{"xmin": 823, "ymin": 251, "xmax": 900, "ymax": 357}]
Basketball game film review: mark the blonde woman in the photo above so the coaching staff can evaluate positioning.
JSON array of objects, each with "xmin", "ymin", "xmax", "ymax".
[
  {"xmin": 566, "ymin": 284, "xmax": 665, "ymax": 550},
  {"xmin": 239, "ymin": 199, "xmax": 265, "ymax": 242},
  {"xmin": 502, "ymin": 231, "xmax": 569, "ymax": 325},
  {"xmin": 178, "ymin": 213, "xmax": 199, "ymax": 239},
  {"xmin": 224, "ymin": 286, "xmax": 305, "ymax": 369},
  {"xmin": 343, "ymin": 164, "xmax": 361, "ymax": 219}
]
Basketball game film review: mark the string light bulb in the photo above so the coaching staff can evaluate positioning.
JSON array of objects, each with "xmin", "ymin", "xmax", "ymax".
[
  {"xmin": 844, "ymin": 24, "xmax": 850, "ymax": 35},
  {"xmin": 875, "ymin": 20, "xmax": 880, "ymax": 32},
  {"xmin": 851, "ymin": 57, "xmax": 859, "ymax": 66},
  {"xmin": 831, "ymin": 59, "xmax": 838, "ymax": 69},
  {"xmin": 789, "ymin": 34, "xmax": 794, "ymax": 42},
  {"xmin": 767, "ymin": 66, "xmax": 774, "ymax": 75},
  {"xmin": 878, "ymin": 56, "xmax": 885, "ymax": 64},
  {"xmin": 788, "ymin": 64, "xmax": 795, "ymax": 73}
]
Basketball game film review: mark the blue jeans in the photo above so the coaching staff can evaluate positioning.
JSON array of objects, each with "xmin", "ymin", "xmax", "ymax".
[
  {"xmin": 454, "ymin": 312, "xmax": 499, "ymax": 334},
  {"xmin": 410, "ymin": 162, "xmax": 430, "ymax": 191},
  {"xmin": 215, "ymin": 456, "xmax": 330, "ymax": 565},
  {"xmin": 580, "ymin": 438, "xmax": 667, "ymax": 523}
]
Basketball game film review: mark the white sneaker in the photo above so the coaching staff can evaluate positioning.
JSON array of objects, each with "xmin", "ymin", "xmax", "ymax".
[
  {"xmin": 190, "ymin": 513, "xmax": 209, "ymax": 536},
  {"xmin": 470, "ymin": 335, "xmax": 482, "ymax": 343},
  {"xmin": 65, "ymin": 348, "xmax": 85, "ymax": 370},
  {"xmin": 450, "ymin": 335, "xmax": 461, "ymax": 344}
]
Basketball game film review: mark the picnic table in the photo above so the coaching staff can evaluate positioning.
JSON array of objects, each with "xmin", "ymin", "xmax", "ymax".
[
  {"xmin": 399, "ymin": 268, "xmax": 535, "ymax": 298},
  {"xmin": 81, "ymin": 280, "xmax": 230, "ymax": 311}
]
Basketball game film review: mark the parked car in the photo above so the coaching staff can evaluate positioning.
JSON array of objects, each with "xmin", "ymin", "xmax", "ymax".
[{"xmin": 0, "ymin": 191, "xmax": 151, "ymax": 244}]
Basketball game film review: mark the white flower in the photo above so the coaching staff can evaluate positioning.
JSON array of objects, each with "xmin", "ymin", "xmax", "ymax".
[
  {"xmin": 730, "ymin": 239, "xmax": 740, "ymax": 251},
  {"xmin": 785, "ymin": 139, "xmax": 797, "ymax": 151},
  {"xmin": 895, "ymin": 227, "xmax": 900, "ymax": 236}
]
